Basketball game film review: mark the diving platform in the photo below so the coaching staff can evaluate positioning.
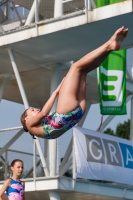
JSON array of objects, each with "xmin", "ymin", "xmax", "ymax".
[
  {"xmin": 0, "ymin": 1, "xmax": 133, "ymax": 200},
  {"xmin": 1, "ymin": 177, "xmax": 133, "ymax": 200}
]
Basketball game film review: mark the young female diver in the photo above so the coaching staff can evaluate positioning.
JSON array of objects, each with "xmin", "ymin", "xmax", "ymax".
[{"xmin": 21, "ymin": 26, "xmax": 128, "ymax": 139}]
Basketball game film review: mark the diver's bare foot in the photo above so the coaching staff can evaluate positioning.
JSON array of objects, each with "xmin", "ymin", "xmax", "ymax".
[{"xmin": 108, "ymin": 26, "xmax": 128, "ymax": 51}]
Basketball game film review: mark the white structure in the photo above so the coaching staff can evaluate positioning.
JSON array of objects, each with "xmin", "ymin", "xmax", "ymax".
[{"xmin": 0, "ymin": 0, "xmax": 133, "ymax": 199}]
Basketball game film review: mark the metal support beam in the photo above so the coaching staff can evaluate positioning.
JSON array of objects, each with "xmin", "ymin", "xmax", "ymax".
[
  {"xmin": 35, "ymin": 138, "xmax": 49, "ymax": 176},
  {"xmin": 48, "ymin": 65, "xmax": 61, "ymax": 200},
  {"xmin": 44, "ymin": 139, "xmax": 48, "ymax": 172},
  {"xmin": 78, "ymin": 101, "xmax": 91, "ymax": 127},
  {"xmin": 8, "ymin": 48, "xmax": 49, "ymax": 177},
  {"xmin": 8, "ymin": 48, "xmax": 29, "ymax": 108},
  {"xmin": 130, "ymin": 98, "xmax": 133, "ymax": 141},
  {"xmin": 59, "ymin": 138, "xmax": 72, "ymax": 170},
  {"xmin": 4, "ymin": 1, "xmax": 9, "ymax": 19},
  {"xmin": 23, "ymin": 159, "xmax": 40, "ymax": 178},
  {"xmin": 54, "ymin": 0, "xmax": 62, "ymax": 18},
  {"xmin": 33, "ymin": 139, "xmax": 36, "ymax": 181},
  {"xmin": 99, "ymin": 94, "xmax": 133, "ymax": 132},
  {"xmin": 85, "ymin": 0, "xmax": 91, "ymax": 10},
  {"xmin": 0, "ymin": 25, "xmax": 4, "ymax": 33},
  {"xmin": 0, "ymin": 129, "xmax": 24, "ymax": 157},
  {"xmin": 62, "ymin": 0, "xmax": 73, "ymax": 3},
  {"xmin": 4, "ymin": 151, "xmax": 8, "ymax": 180},
  {"xmin": 25, "ymin": 0, "xmax": 41, "ymax": 25},
  {"xmin": 130, "ymin": 47, "xmax": 133, "ymax": 141},
  {"xmin": 49, "ymin": 66, "xmax": 61, "ymax": 177},
  {"xmin": 12, "ymin": 3, "xmax": 23, "ymax": 26},
  {"xmin": 0, "ymin": 75, "xmax": 10, "ymax": 101},
  {"xmin": 126, "ymin": 78, "xmax": 133, "ymax": 93},
  {"xmin": 35, "ymin": 0, "xmax": 39, "ymax": 23},
  {"xmin": 72, "ymin": 137, "xmax": 76, "ymax": 190},
  {"xmin": 0, "ymin": 7, "xmax": 6, "ymax": 22},
  {"xmin": 59, "ymin": 158, "xmax": 72, "ymax": 176},
  {"xmin": 90, "ymin": 0, "xmax": 96, "ymax": 9}
]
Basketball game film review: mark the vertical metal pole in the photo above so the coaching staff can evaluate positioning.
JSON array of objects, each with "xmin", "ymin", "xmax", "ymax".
[
  {"xmin": 44, "ymin": 140, "xmax": 48, "ymax": 171},
  {"xmin": 72, "ymin": 136, "xmax": 76, "ymax": 190},
  {"xmin": 0, "ymin": 75, "xmax": 10, "ymax": 102},
  {"xmin": 85, "ymin": 0, "xmax": 91, "ymax": 11},
  {"xmin": 35, "ymin": 0, "xmax": 39, "ymax": 22},
  {"xmin": 49, "ymin": 66, "xmax": 61, "ymax": 200},
  {"xmin": 33, "ymin": 139, "xmax": 36, "ymax": 189},
  {"xmin": 8, "ymin": 48, "xmax": 49, "ymax": 177},
  {"xmin": 130, "ymin": 48, "xmax": 133, "ymax": 141},
  {"xmin": 5, "ymin": 151, "xmax": 8, "ymax": 180},
  {"xmin": 49, "ymin": 66, "xmax": 61, "ymax": 177},
  {"xmin": 54, "ymin": 0, "xmax": 62, "ymax": 18},
  {"xmin": 72, "ymin": 138, "xmax": 76, "ymax": 179},
  {"xmin": 25, "ymin": 0, "xmax": 42, "ymax": 25},
  {"xmin": 130, "ymin": 98, "xmax": 133, "ymax": 141},
  {"xmin": 23, "ymin": 7, "xmax": 25, "ymax": 16},
  {"xmin": 85, "ymin": 0, "xmax": 91, "ymax": 23},
  {"xmin": 35, "ymin": 138, "xmax": 49, "ymax": 176},
  {"xmin": 5, "ymin": 1, "xmax": 9, "ymax": 19}
]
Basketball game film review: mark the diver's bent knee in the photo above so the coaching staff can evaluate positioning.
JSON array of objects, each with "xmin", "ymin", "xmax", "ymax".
[{"xmin": 71, "ymin": 63, "xmax": 83, "ymax": 73}]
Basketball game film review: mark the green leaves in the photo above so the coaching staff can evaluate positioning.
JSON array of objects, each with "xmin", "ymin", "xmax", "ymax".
[{"xmin": 104, "ymin": 119, "xmax": 130, "ymax": 140}]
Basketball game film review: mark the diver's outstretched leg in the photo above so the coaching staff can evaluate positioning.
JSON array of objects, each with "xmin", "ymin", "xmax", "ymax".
[{"xmin": 56, "ymin": 26, "xmax": 128, "ymax": 114}]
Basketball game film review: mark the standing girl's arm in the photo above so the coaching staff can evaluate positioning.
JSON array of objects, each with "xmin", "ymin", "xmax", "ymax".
[
  {"xmin": 0, "ymin": 179, "xmax": 10, "ymax": 200},
  {"xmin": 22, "ymin": 181, "xmax": 25, "ymax": 200}
]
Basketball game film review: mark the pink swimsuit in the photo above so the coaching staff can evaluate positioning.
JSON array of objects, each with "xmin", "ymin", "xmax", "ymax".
[{"xmin": 6, "ymin": 178, "xmax": 24, "ymax": 200}]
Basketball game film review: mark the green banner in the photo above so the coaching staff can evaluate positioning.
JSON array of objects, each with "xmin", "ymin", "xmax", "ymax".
[
  {"xmin": 98, "ymin": 50, "xmax": 127, "ymax": 115},
  {"xmin": 96, "ymin": 0, "xmax": 126, "ymax": 115},
  {"xmin": 96, "ymin": 0, "xmax": 123, "ymax": 8}
]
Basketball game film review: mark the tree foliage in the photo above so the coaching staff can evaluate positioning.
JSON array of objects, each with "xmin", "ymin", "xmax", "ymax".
[
  {"xmin": 104, "ymin": 119, "xmax": 130, "ymax": 140},
  {"xmin": 104, "ymin": 128, "xmax": 115, "ymax": 136},
  {"xmin": 0, "ymin": 160, "xmax": 4, "ymax": 180}
]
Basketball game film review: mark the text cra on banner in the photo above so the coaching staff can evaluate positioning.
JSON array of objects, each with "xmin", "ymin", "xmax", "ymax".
[
  {"xmin": 97, "ymin": 50, "xmax": 127, "ymax": 115},
  {"xmin": 73, "ymin": 127, "xmax": 133, "ymax": 185}
]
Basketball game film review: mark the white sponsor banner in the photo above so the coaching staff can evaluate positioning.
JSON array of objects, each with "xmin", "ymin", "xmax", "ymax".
[{"xmin": 73, "ymin": 127, "xmax": 133, "ymax": 185}]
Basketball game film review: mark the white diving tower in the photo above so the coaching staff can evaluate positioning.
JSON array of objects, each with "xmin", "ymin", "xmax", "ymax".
[{"xmin": 0, "ymin": 0, "xmax": 133, "ymax": 200}]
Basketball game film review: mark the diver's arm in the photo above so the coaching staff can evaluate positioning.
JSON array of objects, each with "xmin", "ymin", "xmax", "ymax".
[{"xmin": 27, "ymin": 78, "xmax": 65, "ymax": 127}]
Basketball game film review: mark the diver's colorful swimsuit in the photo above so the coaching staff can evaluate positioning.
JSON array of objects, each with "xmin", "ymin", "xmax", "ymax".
[
  {"xmin": 6, "ymin": 178, "xmax": 24, "ymax": 200},
  {"xmin": 41, "ymin": 106, "xmax": 84, "ymax": 139}
]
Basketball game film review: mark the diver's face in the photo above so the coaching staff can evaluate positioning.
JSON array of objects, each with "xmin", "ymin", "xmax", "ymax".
[{"xmin": 26, "ymin": 108, "xmax": 40, "ymax": 118}]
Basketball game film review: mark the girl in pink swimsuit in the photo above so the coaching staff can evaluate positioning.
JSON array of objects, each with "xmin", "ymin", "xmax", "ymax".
[
  {"xmin": 20, "ymin": 27, "xmax": 128, "ymax": 139},
  {"xmin": 0, "ymin": 159, "xmax": 25, "ymax": 200}
]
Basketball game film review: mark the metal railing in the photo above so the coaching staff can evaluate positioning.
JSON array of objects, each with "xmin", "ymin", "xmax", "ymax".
[{"xmin": 0, "ymin": 0, "xmax": 129, "ymax": 33}]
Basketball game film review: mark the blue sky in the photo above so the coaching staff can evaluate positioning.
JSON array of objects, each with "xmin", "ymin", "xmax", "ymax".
[{"xmin": 0, "ymin": 99, "xmax": 24, "ymax": 129}]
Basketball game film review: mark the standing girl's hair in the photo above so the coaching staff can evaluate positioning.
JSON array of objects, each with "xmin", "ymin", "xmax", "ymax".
[{"xmin": 10, "ymin": 159, "xmax": 23, "ymax": 167}]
